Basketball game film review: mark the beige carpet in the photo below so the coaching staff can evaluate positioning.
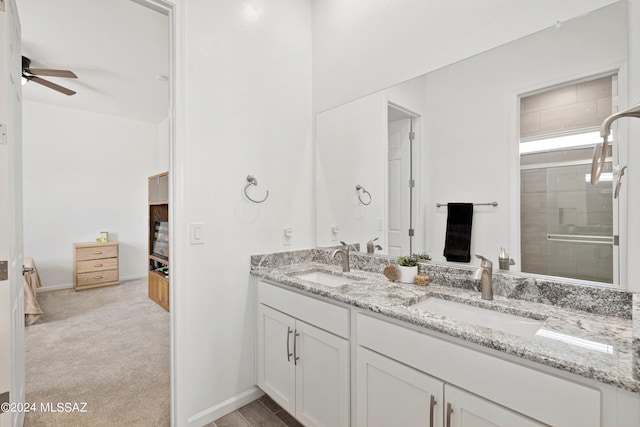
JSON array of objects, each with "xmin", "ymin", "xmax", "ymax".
[{"xmin": 24, "ymin": 278, "xmax": 170, "ymax": 426}]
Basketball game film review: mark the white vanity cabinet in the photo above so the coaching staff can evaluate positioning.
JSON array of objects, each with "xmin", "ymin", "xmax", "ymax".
[
  {"xmin": 357, "ymin": 347, "xmax": 544, "ymax": 427},
  {"xmin": 256, "ymin": 281, "xmax": 350, "ymax": 427},
  {"xmin": 356, "ymin": 313, "xmax": 601, "ymax": 427}
]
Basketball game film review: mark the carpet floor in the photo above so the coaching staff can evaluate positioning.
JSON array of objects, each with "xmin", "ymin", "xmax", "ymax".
[{"xmin": 24, "ymin": 278, "xmax": 170, "ymax": 426}]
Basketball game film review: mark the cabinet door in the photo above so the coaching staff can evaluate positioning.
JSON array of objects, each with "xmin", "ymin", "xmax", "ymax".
[
  {"xmin": 445, "ymin": 384, "xmax": 545, "ymax": 427},
  {"xmin": 295, "ymin": 319, "xmax": 350, "ymax": 427},
  {"xmin": 257, "ymin": 304, "xmax": 296, "ymax": 415},
  {"xmin": 356, "ymin": 347, "xmax": 444, "ymax": 427}
]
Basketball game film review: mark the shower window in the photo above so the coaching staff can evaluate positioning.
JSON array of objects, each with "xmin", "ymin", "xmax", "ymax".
[{"xmin": 519, "ymin": 75, "xmax": 618, "ymax": 284}]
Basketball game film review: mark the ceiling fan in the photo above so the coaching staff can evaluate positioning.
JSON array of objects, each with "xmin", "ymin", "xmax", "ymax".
[{"xmin": 22, "ymin": 56, "xmax": 77, "ymax": 96}]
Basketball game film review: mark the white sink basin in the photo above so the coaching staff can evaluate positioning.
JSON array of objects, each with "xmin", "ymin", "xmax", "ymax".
[
  {"xmin": 411, "ymin": 297, "xmax": 543, "ymax": 338},
  {"xmin": 294, "ymin": 271, "xmax": 358, "ymax": 288}
]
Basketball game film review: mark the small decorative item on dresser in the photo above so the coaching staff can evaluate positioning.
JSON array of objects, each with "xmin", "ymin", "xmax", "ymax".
[
  {"xmin": 415, "ymin": 275, "xmax": 430, "ymax": 286},
  {"xmin": 383, "ymin": 265, "xmax": 400, "ymax": 282},
  {"xmin": 100, "ymin": 231, "xmax": 108, "ymax": 242}
]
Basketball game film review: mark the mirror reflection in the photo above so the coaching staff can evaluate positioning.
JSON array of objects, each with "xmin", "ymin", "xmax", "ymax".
[{"xmin": 315, "ymin": 1, "xmax": 628, "ymax": 286}]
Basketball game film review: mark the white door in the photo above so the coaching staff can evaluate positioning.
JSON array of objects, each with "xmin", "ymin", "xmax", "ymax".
[
  {"xmin": 294, "ymin": 320, "xmax": 349, "ymax": 427},
  {"xmin": 256, "ymin": 304, "xmax": 296, "ymax": 415},
  {"xmin": 445, "ymin": 385, "xmax": 545, "ymax": 427},
  {"xmin": 387, "ymin": 117, "xmax": 411, "ymax": 256},
  {"xmin": 0, "ymin": 1, "xmax": 24, "ymax": 426},
  {"xmin": 356, "ymin": 347, "xmax": 443, "ymax": 427}
]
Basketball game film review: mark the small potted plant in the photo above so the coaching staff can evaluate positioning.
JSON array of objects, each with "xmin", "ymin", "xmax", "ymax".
[{"xmin": 397, "ymin": 253, "xmax": 431, "ymax": 284}]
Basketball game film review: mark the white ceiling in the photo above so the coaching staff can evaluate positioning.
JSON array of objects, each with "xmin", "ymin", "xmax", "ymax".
[{"xmin": 17, "ymin": 0, "xmax": 169, "ymax": 124}]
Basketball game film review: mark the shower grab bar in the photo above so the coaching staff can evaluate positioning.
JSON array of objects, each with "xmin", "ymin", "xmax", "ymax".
[
  {"xmin": 436, "ymin": 201, "xmax": 498, "ymax": 208},
  {"xmin": 547, "ymin": 234, "xmax": 614, "ymax": 245}
]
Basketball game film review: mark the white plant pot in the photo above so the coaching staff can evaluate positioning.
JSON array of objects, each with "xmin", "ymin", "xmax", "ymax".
[{"xmin": 398, "ymin": 265, "xmax": 418, "ymax": 284}]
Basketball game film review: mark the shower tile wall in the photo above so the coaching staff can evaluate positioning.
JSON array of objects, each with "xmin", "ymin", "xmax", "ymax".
[{"xmin": 520, "ymin": 162, "xmax": 613, "ymax": 283}]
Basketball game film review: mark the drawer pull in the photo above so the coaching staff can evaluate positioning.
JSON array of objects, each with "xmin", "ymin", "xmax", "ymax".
[
  {"xmin": 93, "ymin": 264, "xmax": 103, "ymax": 267},
  {"xmin": 93, "ymin": 251, "xmax": 103, "ymax": 254},
  {"xmin": 287, "ymin": 327, "xmax": 293, "ymax": 362},
  {"xmin": 93, "ymin": 275, "xmax": 104, "ymax": 279}
]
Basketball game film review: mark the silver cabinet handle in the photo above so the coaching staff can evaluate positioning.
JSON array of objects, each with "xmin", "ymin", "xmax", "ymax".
[
  {"xmin": 446, "ymin": 402, "xmax": 453, "ymax": 427},
  {"xmin": 293, "ymin": 330, "xmax": 300, "ymax": 365},
  {"xmin": 286, "ymin": 327, "xmax": 293, "ymax": 362},
  {"xmin": 429, "ymin": 395, "xmax": 437, "ymax": 427}
]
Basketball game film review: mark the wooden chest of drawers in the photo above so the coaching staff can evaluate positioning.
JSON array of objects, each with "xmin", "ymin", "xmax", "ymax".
[{"xmin": 73, "ymin": 242, "xmax": 119, "ymax": 291}]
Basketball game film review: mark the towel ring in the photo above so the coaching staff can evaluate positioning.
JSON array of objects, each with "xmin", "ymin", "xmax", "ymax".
[
  {"xmin": 244, "ymin": 175, "xmax": 269, "ymax": 204},
  {"xmin": 355, "ymin": 184, "xmax": 372, "ymax": 206}
]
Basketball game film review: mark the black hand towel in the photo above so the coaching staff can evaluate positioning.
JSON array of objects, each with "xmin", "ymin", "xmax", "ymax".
[{"xmin": 443, "ymin": 203, "xmax": 473, "ymax": 263}]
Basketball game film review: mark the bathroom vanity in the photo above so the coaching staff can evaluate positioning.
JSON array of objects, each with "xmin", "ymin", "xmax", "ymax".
[{"xmin": 251, "ymin": 249, "xmax": 640, "ymax": 427}]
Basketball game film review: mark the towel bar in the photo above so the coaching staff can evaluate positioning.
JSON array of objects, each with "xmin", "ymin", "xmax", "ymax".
[{"xmin": 436, "ymin": 201, "xmax": 498, "ymax": 208}]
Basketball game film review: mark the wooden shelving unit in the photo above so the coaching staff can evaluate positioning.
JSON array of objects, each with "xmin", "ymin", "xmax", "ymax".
[{"xmin": 148, "ymin": 171, "xmax": 169, "ymax": 311}]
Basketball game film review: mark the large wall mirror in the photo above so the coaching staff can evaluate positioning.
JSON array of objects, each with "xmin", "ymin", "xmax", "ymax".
[{"xmin": 315, "ymin": 1, "xmax": 629, "ymax": 287}]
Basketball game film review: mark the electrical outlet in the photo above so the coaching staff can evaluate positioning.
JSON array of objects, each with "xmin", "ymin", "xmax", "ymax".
[
  {"xmin": 331, "ymin": 225, "xmax": 340, "ymax": 241},
  {"xmin": 283, "ymin": 227, "xmax": 293, "ymax": 246}
]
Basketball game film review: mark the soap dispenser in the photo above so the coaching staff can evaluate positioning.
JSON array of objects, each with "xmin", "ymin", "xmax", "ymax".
[{"xmin": 498, "ymin": 247, "xmax": 516, "ymax": 271}]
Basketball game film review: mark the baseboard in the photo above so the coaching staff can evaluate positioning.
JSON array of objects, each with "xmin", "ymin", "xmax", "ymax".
[
  {"xmin": 36, "ymin": 283, "xmax": 73, "ymax": 293},
  {"xmin": 121, "ymin": 274, "xmax": 147, "ymax": 282},
  {"xmin": 187, "ymin": 387, "xmax": 264, "ymax": 427},
  {"xmin": 35, "ymin": 275, "xmax": 147, "ymax": 293}
]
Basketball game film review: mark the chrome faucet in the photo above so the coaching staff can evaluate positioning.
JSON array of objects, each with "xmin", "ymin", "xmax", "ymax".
[
  {"xmin": 366, "ymin": 237, "xmax": 383, "ymax": 254},
  {"xmin": 473, "ymin": 254, "xmax": 493, "ymax": 300},
  {"xmin": 330, "ymin": 241, "xmax": 351, "ymax": 272}
]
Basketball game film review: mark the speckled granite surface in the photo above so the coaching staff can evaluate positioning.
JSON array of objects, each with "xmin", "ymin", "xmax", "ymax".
[{"xmin": 250, "ymin": 249, "xmax": 640, "ymax": 393}]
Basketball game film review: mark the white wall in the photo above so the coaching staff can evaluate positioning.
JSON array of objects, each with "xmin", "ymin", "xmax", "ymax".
[
  {"xmin": 312, "ymin": 0, "xmax": 620, "ymax": 113},
  {"xmin": 158, "ymin": 116, "xmax": 170, "ymax": 172},
  {"xmin": 22, "ymin": 101, "xmax": 162, "ymax": 289},
  {"xmin": 175, "ymin": 0, "xmax": 313, "ymax": 424},
  {"xmin": 424, "ymin": 3, "xmax": 627, "ymax": 268}
]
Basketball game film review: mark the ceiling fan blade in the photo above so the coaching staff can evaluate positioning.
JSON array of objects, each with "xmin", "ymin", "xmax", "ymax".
[
  {"xmin": 30, "ymin": 76, "xmax": 76, "ymax": 96},
  {"xmin": 26, "ymin": 68, "xmax": 77, "ymax": 78}
]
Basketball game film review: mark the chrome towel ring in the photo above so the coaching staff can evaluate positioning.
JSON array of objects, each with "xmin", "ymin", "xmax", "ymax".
[
  {"xmin": 244, "ymin": 175, "xmax": 269, "ymax": 204},
  {"xmin": 355, "ymin": 184, "xmax": 372, "ymax": 206}
]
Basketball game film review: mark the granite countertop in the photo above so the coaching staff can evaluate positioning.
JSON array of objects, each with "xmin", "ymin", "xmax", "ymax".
[{"xmin": 251, "ymin": 261, "xmax": 640, "ymax": 393}]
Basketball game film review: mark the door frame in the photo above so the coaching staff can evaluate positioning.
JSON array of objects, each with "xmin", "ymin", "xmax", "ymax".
[{"xmin": 130, "ymin": 1, "xmax": 183, "ymax": 425}]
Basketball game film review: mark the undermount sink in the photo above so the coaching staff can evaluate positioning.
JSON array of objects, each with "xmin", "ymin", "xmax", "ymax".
[
  {"xmin": 411, "ymin": 297, "xmax": 544, "ymax": 338},
  {"xmin": 293, "ymin": 270, "xmax": 361, "ymax": 288}
]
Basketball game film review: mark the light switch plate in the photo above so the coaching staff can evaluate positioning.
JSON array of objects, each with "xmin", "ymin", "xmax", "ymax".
[{"xmin": 190, "ymin": 223, "xmax": 204, "ymax": 245}]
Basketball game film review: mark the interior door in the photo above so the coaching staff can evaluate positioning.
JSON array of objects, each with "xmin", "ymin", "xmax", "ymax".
[
  {"xmin": 387, "ymin": 117, "xmax": 411, "ymax": 256},
  {"xmin": 0, "ymin": 1, "xmax": 25, "ymax": 427}
]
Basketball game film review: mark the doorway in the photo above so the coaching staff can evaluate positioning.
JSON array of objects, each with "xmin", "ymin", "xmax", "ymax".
[
  {"xmin": 10, "ymin": 0, "xmax": 178, "ymax": 425},
  {"xmin": 387, "ymin": 103, "xmax": 419, "ymax": 256}
]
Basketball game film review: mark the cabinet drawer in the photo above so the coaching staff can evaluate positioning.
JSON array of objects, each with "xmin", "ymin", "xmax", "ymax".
[
  {"xmin": 75, "ymin": 244, "xmax": 118, "ymax": 261},
  {"xmin": 76, "ymin": 258, "xmax": 118, "ymax": 274},
  {"xmin": 258, "ymin": 280, "xmax": 349, "ymax": 338},
  {"xmin": 76, "ymin": 269, "xmax": 118, "ymax": 287}
]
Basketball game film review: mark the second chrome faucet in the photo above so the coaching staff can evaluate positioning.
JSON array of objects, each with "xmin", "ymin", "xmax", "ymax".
[
  {"xmin": 331, "ymin": 241, "xmax": 351, "ymax": 272},
  {"xmin": 473, "ymin": 254, "xmax": 493, "ymax": 300}
]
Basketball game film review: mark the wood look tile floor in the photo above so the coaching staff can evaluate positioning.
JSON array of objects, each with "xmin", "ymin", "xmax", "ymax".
[{"xmin": 205, "ymin": 395, "xmax": 303, "ymax": 427}]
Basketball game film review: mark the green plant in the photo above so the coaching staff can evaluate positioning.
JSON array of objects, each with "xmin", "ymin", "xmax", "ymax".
[{"xmin": 397, "ymin": 253, "xmax": 431, "ymax": 267}]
